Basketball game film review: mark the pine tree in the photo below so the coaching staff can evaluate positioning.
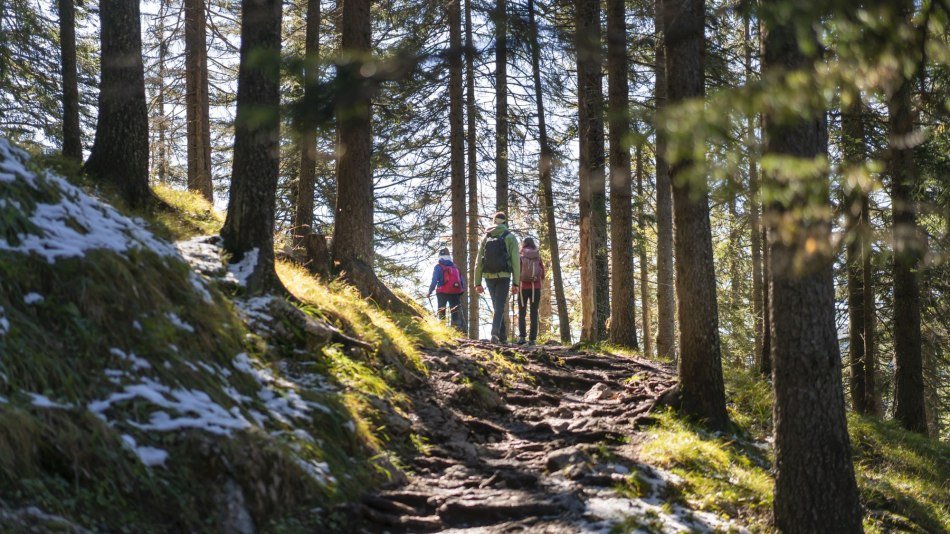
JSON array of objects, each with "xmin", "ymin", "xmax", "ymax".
[
  {"xmin": 220, "ymin": 0, "xmax": 283, "ymax": 292},
  {"xmin": 606, "ymin": 0, "xmax": 638, "ymax": 348},
  {"xmin": 57, "ymin": 0, "xmax": 81, "ymax": 161},
  {"xmin": 764, "ymin": 5, "xmax": 862, "ymax": 530},
  {"xmin": 662, "ymin": 0, "xmax": 727, "ymax": 428},
  {"xmin": 448, "ymin": 0, "xmax": 467, "ymax": 331},
  {"xmin": 84, "ymin": 0, "xmax": 151, "ymax": 208},
  {"xmin": 637, "ymin": 143, "xmax": 654, "ymax": 357},
  {"xmin": 292, "ymin": 0, "xmax": 321, "ymax": 243},
  {"xmin": 654, "ymin": 1, "xmax": 676, "ymax": 360},
  {"xmin": 186, "ymin": 0, "xmax": 213, "ymax": 200},
  {"xmin": 465, "ymin": 0, "xmax": 479, "ymax": 338},
  {"xmin": 494, "ymin": 0, "xmax": 508, "ymax": 211}
]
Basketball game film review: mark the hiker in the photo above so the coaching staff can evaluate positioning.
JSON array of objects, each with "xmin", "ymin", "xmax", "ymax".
[
  {"xmin": 427, "ymin": 247, "xmax": 465, "ymax": 331},
  {"xmin": 516, "ymin": 237, "xmax": 545, "ymax": 346},
  {"xmin": 474, "ymin": 212, "xmax": 520, "ymax": 343}
]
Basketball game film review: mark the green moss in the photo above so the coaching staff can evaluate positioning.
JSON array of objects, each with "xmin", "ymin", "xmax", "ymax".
[{"xmin": 148, "ymin": 185, "xmax": 223, "ymax": 241}]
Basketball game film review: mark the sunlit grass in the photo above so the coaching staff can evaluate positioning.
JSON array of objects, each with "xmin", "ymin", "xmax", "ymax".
[{"xmin": 150, "ymin": 184, "xmax": 222, "ymax": 240}]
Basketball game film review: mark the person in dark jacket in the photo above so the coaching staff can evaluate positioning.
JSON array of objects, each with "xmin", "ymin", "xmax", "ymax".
[
  {"xmin": 516, "ymin": 237, "xmax": 545, "ymax": 345},
  {"xmin": 474, "ymin": 212, "xmax": 521, "ymax": 343},
  {"xmin": 427, "ymin": 248, "xmax": 465, "ymax": 331}
]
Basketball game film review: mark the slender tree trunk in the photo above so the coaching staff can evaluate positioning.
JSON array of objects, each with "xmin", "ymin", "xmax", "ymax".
[
  {"xmin": 494, "ymin": 0, "xmax": 508, "ymax": 211},
  {"xmin": 760, "ymin": 224, "xmax": 772, "ymax": 376},
  {"xmin": 637, "ymin": 143, "xmax": 654, "ymax": 357},
  {"xmin": 654, "ymin": 2, "xmax": 675, "ymax": 360},
  {"xmin": 842, "ymin": 92, "xmax": 876, "ymax": 415},
  {"xmin": 220, "ymin": 0, "xmax": 282, "ymax": 293},
  {"xmin": 746, "ymin": 8, "xmax": 763, "ymax": 369},
  {"xmin": 764, "ymin": 9, "xmax": 862, "ymax": 531},
  {"xmin": 663, "ymin": 0, "xmax": 727, "ymax": 428},
  {"xmin": 84, "ymin": 0, "xmax": 151, "ymax": 208},
  {"xmin": 529, "ymin": 0, "xmax": 570, "ymax": 342},
  {"xmin": 465, "ymin": 0, "xmax": 479, "ymax": 338},
  {"xmin": 576, "ymin": 0, "xmax": 607, "ymax": 342},
  {"xmin": 889, "ymin": 0, "xmax": 927, "ymax": 433},
  {"xmin": 185, "ymin": 0, "xmax": 213, "ymax": 200},
  {"xmin": 607, "ymin": 0, "xmax": 637, "ymax": 348},
  {"xmin": 448, "ymin": 0, "xmax": 467, "ymax": 331},
  {"xmin": 156, "ymin": 3, "xmax": 169, "ymax": 184},
  {"xmin": 58, "ymin": 0, "xmax": 81, "ymax": 161},
  {"xmin": 293, "ymin": 0, "xmax": 321, "ymax": 242}
]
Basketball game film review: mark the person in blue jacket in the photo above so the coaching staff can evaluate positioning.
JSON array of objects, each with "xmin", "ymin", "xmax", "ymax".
[{"xmin": 427, "ymin": 248, "xmax": 466, "ymax": 331}]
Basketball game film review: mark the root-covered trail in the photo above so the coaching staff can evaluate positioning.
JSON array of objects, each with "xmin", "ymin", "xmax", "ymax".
[{"xmin": 344, "ymin": 341, "xmax": 745, "ymax": 533}]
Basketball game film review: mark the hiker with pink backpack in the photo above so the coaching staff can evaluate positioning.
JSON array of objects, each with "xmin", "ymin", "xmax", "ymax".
[
  {"xmin": 427, "ymin": 247, "xmax": 466, "ymax": 331},
  {"xmin": 516, "ymin": 237, "xmax": 545, "ymax": 346}
]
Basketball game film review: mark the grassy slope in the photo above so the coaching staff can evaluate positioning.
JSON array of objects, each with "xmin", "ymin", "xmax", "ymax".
[
  {"xmin": 635, "ymin": 367, "xmax": 949, "ymax": 532},
  {"xmin": 0, "ymin": 141, "xmax": 455, "ymax": 531}
]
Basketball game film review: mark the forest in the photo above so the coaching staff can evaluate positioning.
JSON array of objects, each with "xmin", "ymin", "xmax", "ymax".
[{"xmin": 0, "ymin": 0, "xmax": 948, "ymax": 530}]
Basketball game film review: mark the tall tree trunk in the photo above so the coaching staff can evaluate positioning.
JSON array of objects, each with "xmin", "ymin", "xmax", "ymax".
[
  {"xmin": 448, "ymin": 0, "xmax": 467, "ymax": 331},
  {"xmin": 293, "ymin": 0, "xmax": 321, "ymax": 241},
  {"xmin": 156, "ymin": 2, "xmax": 169, "ymax": 184},
  {"xmin": 465, "ymin": 0, "xmax": 479, "ymax": 338},
  {"xmin": 576, "ymin": 0, "xmax": 607, "ymax": 342},
  {"xmin": 746, "ymin": 9, "xmax": 763, "ymax": 370},
  {"xmin": 220, "ymin": 0, "xmax": 282, "ymax": 293},
  {"xmin": 889, "ymin": 0, "xmax": 927, "ymax": 434},
  {"xmin": 84, "ymin": 0, "xmax": 151, "ymax": 208},
  {"xmin": 58, "ymin": 0, "xmax": 81, "ymax": 161},
  {"xmin": 760, "ymin": 224, "xmax": 771, "ymax": 376},
  {"xmin": 654, "ymin": 2, "xmax": 675, "ymax": 360},
  {"xmin": 607, "ymin": 0, "xmax": 637, "ymax": 348},
  {"xmin": 529, "ymin": 0, "xmax": 570, "ymax": 342},
  {"xmin": 637, "ymin": 143, "xmax": 654, "ymax": 357},
  {"xmin": 494, "ymin": 0, "xmax": 508, "ymax": 211},
  {"xmin": 663, "ymin": 0, "xmax": 727, "ymax": 428},
  {"xmin": 185, "ymin": 0, "xmax": 213, "ymax": 201},
  {"xmin": 764, "ymin": 9, "xmax": 862, "ymax": 531},
  {"xmin": 842, "ymin": 92, "xmax": 876, "ymax": 415}
]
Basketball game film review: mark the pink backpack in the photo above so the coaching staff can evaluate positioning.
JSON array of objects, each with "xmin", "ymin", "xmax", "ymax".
[{"xmin": 439, "ymin": 265, "xmax": 464, "ymax": 294}]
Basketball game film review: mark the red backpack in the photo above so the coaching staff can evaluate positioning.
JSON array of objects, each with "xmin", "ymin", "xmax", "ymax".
[{"xmin": 438, "ymin": 265, "xmax": 464, "ymax": 294}]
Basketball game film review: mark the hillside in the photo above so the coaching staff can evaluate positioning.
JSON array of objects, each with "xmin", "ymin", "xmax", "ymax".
[{"xmin": 0, "ymin": 140, "xmax": 947, "ymax": 532}]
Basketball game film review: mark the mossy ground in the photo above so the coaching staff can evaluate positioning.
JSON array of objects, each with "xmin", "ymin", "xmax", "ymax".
[
  {"xmin": 636, "ymin": 365, "xmax": 949, "ymax": 532},
  {"xmin": 0, "ymin": 157, "xmax": 457, "ymax": 531}
]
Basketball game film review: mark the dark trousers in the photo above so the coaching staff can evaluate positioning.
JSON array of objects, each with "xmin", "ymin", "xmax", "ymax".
[
  {"xmin": 436, "ymin": 293, "xmax": 463, "ymax": 331},
  {"xmin": 485, "ymin": 277, "xmax": 510, "ymax": 342},
  {"xmin": 518, "ymin": 288, "xmax": 541, "ymax": 341}
]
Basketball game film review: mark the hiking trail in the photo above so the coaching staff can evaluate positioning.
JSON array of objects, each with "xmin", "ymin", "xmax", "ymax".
[{"xmin": 336, "ymin": 340, "xmax": 748, "ymax": 533}]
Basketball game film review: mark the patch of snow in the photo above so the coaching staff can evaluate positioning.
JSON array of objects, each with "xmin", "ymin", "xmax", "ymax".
[
  {"xmin": 189, "ymin": 272, "xmax": 214, "ymax": 303},
  {"xmin": 165, "ymin": 312, "xmax": 195, "ymax": 333},
  {"xmin": 0, "ymin": 139, "xmax": 175, "ymax": 262},
  {"xmin": 121, "ymin": 434, "xmax": 169, "ymax": 467},
  {"xmin": 109, "ymin": 347, "xmax": 152, "ymax": 371},
  {"xmin": 0, "ymin": 306, "xmax": 8, "ymax": 335},
  {"xmin": 132, "ymin": 320, "xmax": 142, "ymax": 331},
  {"xmin": 225, "ymin": 248, "xmax": 259, "ymax": 287},
  {"xmin": 22, "ymin": 292, "xmax": 44, "ymax": 304},
  {"xmin": 174, "ymin": 236, "xmax": 226, "ymax": 277},
  {"xmin": 294, "ymin": 457, "xmax": 336, "ymax": 485},
  {"xmin": 89, "ymin": 378, "xmax": 249, "ymax": 436},
  {"xmin": 27, "ymin": 392, "xmax": 72, "ymax": 409},
  {"xmin": 234, "ymin": 295, "xmax": 275, "ymax": 332}
]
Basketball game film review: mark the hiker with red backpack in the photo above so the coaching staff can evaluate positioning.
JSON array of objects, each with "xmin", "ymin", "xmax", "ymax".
[
  {"xmin": 474, "ymin": 212, "xmax": 521, "ymax": 343},
  {"xmin": 427, "ymin": 247, "xmax": 466, "ymax": 331},
  {"xmin": 516, "ymin": 237, "xmax": 545, "ymax": 346}
]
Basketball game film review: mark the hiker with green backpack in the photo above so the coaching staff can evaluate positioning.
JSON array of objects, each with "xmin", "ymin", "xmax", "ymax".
[
  {"xmin": 516, "ymin": 237, "xmax": 545, "ymax": 346},
  {"xmin": 474, "ymin": 212, "xmax": 520, "ymax": 343}
]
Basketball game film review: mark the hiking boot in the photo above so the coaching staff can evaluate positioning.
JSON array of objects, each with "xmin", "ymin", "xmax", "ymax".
[
  {"xmin": 516, "ymin": 337, "xmax": 526, "ymax": 345},
  {"xmin": 527, "ymin": 340, "xmax": 536, "ymax": 346}
]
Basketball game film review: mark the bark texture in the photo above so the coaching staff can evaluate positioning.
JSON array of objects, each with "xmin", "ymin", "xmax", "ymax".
[
  {"xmin": 448, "ymin": 0, "xmax": 468, "ymax": 332},
  {"xmin": 663, "ymin": 0, "xmax": 727, "ymax": 428},
  {"xmin": 764, "ymin": 9, "xmax": 862, "ymax": 531},
  {"xmin": 745, "ymin": 9, "xmax": 763, "ymax": 370},
  {"xmin": 84, "ymin": 0, "xmax": 151, "ymax": 208},
  {"xmin": 606, "ymin": 0, "xmax": 638, "ymax": 348},
  {"xmin": 842, "ymin": 93, "xmax": 876, "ymax": 415},
  {"xmin": 220, "ymin": 0, "xmax": 282, "ymax": 293},
  {"xmin": 494, "ymin": 0, "xmax": 508, "ymax": 211},
  {"xmin": 185, "ymin": 0, "xmax": 213, "ymax": 201},
  {"xmin": 654, "ymin": 4, "xmax": 675, "ymax": 360},
  {"xmin": 576, "ymin": 0, "xmax": 608, "ymax": 342},
  {"xmin": 529, "ymin": 0, "xmax": 570, "ymax": 342},
  {"xmin": 465, "ymin": 0, "xmax": 479, "ymax": 338},
  {"xmin": 58, "ymin": 0, "xmax": 81, "ymax": 161},
  {"xmin": 293, "ymin": 0, "xmax": 321, "ymax": 241},
  {"xmin": 888, "ymin": 2, "xmax": 927, "ymax": 433},
  {"xmin": 637, "ymin": 144, "xmax": 654, "ymax": 358}
]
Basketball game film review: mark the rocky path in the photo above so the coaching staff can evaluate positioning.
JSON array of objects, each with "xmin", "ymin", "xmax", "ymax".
[{"xmin": 344, "ymin": 341, "xmax": 744, "ymax": 533}]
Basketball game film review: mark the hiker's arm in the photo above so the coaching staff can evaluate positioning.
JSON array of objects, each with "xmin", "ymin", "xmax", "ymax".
[
  {"xmin": 473, "ymin": 239, "xmax": 486, "ymax": 286},
  {"xmin": 427, "ymin": 265, "xmax": 441, "ymax": 295},
  {"xmin": 508, "ymin": 235, "xmax": 521, "ymax": 283}
]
